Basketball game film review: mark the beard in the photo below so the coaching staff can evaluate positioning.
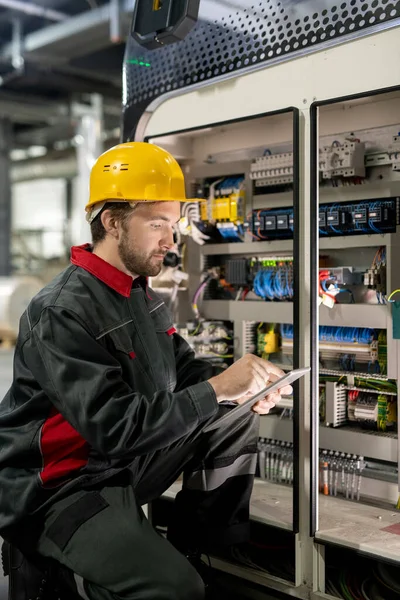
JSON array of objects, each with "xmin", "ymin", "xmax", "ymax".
[{"xmin": 118, "ymin": 229, "xmax": 164, "ymax": 277}]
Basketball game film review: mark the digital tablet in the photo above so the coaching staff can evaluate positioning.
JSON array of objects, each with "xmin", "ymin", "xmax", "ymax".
[{"xmin": 203, "ymin": 366, "xmax": 310, "ymax": 433}]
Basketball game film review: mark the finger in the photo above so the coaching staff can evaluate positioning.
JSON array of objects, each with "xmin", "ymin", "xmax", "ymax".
[
  {"xmin": 251, "ymin": 361, "xmax": 272, "ymax": 386},
  {"xmin": 235, "ymin": 392, "xmax": 256, "ymax": 405},
  {"xmin": 252, "ymin": 367, "xmax": 292, "ymax": 397},
  {"xmin": 251, "ymin": 360, "xmax": 276, "ymax": 383},
  {"xmin": 254, "ymin": 397, "xmax": 277, "ymax": 410},
  {"xmin": 279, "ymin": 384, "xmax": 293, "ymax": 396},
  {"xmin": 251, "ymin": 355, "xmax": 286, "ymax": 378},
  {"xmin": 252, "ymin": 399, "xmax": 276, "ymax": 415},
  {"xmin": 250, "ymin": 369, "xmax": 267, "ymax": 393},
  {"xmin": 252, "ymin": 363, "xmax": 287, "ymax": 390},
  {"xmin": 264, "ymin": 392, "xmax": 281, "ymax": 404}
]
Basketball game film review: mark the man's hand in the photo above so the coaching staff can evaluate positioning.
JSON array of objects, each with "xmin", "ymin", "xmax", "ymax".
[
  {"xmin": 208, "ymin": 354, "xmax": 292, "ymax": 411},
  {"xmin": 235, "ymin": 391, "xmax": 283, "ymax": 415}
]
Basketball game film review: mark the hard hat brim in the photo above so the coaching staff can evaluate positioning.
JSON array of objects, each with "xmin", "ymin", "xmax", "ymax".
[{"xmin": 85, "ymin": 198, "xmax": 199, "ymax": 224}]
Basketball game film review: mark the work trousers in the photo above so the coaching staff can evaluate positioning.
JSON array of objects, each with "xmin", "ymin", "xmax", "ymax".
[{"xmin": 17, "ymin": 407, "xmax": 259, "ymax": 600}]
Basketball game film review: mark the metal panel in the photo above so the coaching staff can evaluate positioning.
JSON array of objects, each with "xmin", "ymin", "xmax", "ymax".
[
  {"xmin": 143, "ymin": 27, "xmax": 400, "ymax": 138},
  {"xmin": 123, "ymin": 0, "xmax": 400, "ymax": 138},
  {"xmin": 201, "ymin": 300, "xmax": 294, "ymax": 323},
  {"xmin": 292, "ymin": 108, "xmax": 301, "ymax": 535},
  {"xmin": 319, "ymin": 304, "xmax": 388, "ymax": 329},
  {"xmin": 310, "ymin": 104, "xmax": 319, "ymax": 538},
  {"xmin": 200, "ymin": 234, "xmax": 392, "ymax": 255},
  {"xmin": 201, "ymin": 300, "xmax": 388, "ymax": 328}
]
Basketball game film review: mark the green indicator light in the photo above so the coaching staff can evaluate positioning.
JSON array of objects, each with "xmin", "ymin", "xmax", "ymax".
[{"xmin": 127, "ymin": 58, "xmax": 151, "ymax": 67}]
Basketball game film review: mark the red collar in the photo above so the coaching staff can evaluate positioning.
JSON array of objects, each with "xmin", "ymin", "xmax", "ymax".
[{"xmin": 70, "ymin": 244, "xmax": 147, "ymax": 298}]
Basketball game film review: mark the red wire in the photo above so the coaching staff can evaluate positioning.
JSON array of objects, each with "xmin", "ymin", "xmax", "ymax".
[{"xmin": 319, "ymin": 271, "xmax": 336, "ymax": 302}]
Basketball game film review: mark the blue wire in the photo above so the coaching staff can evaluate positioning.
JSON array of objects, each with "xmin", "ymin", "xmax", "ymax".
[{"xmin": 328, "ymin": 204, "xmax": 341, "ymax": 235}]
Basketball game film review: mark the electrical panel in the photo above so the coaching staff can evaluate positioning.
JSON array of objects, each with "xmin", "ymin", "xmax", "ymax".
[
  {"xmin": 154, "ymin": 106, "xmax": 400, "ymax": 589},
  {"xmin": 244, "ymin": 198, "xmax": 398, "ymax": 241}
]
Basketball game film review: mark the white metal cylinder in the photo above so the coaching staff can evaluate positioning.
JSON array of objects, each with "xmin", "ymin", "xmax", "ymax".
[{"xmin": 0, "ymin": 276, "xmax": 42, "ymax": 337}]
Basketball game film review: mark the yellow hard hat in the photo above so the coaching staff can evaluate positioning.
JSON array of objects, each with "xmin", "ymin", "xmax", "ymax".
[{"xmin": 86, "ymin": 142, "xmax": 192, "ymax": 220}]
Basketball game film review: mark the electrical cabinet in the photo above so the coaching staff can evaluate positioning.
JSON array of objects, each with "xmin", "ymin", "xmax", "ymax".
[{"xmin": 140, "ymin": 29, "xmax": 400, "ymax": 600}]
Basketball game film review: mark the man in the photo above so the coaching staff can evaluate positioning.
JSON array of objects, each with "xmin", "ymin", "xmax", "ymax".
[{"xmin": 0, "ymin": 142, "xmax": 291, "ymax": 600}]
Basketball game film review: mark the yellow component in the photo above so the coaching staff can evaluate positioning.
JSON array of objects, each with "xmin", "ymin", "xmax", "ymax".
[
  {"xmin": 200, "ymin": 189, "xmax": 245, "ymax": 223},
  {"xmin": 200, "ymin": 200, "xmax": 208, "ymax": 221},
  {"xmin": 86, "ymin": 142, "xmax": 193, "ymax": 213},
  {"xmin": 387, "ymin": 397, "xmax": 397, "ymax": 426},
  {"xmin": 262, "ymin": 332, "xmax": 279, "ymax": 354}
]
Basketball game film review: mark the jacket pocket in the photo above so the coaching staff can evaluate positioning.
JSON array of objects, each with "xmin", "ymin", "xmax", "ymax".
[
  {"xmin": 150, "ymin": 302, "xmax": 174, "ymax": 333},
  {"xmin": 108, "ymin": 328, "xmax": 153, "ymax": 386},
  {"xmin": 108, "ymin": 327, "xmax": 134, "ymax": 354}
]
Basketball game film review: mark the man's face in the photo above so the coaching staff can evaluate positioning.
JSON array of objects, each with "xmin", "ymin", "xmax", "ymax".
[{"xmin": 118, "ymin": 201, "xmax": 181, "ymax": 277}]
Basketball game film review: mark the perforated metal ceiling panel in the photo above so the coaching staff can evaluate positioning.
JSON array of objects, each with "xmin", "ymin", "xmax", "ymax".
[{"xmin": 122, "ymin": 0, "xmax": 400, "ymax": 140}]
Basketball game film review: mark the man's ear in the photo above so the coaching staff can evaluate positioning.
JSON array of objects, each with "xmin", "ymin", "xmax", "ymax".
[{"xmin": 100, "ymin": 209, "xmax": 120, "ymax": 240}]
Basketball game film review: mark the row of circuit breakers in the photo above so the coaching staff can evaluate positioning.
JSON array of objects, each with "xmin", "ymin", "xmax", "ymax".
[{"xmin": 245, "ymin": 198, "xmax": 398, "ymax": 240}]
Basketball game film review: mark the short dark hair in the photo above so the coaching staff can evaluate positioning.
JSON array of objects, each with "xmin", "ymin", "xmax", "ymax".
[{"xmin": 90, "ymin": 202, "xmax": 137, "ymax": 246}]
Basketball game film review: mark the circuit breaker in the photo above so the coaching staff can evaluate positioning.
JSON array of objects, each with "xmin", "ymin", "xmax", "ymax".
[
  {"xmin": 250, "ymin": 152, "xmax": 294, "ymax": 187},
  {"xmin": 319, "ymin": 141, "xmax": 366, "ymax": 179}
]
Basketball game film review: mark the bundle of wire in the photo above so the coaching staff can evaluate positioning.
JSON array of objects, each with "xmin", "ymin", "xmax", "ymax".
[
  {"xmin": 377, "ymin": 330, "xmax": 387, "ymax": 374},
  {"xmin": 253, "ymin": 264, "xmax": 293, "ymax": 301},
  {"xmin": 319, "ymin": 270, "xmax": 355, "ymax": 304},
  {"xmin": 367, "ymin": 202, "xmax": 387, "ymax": 235},
  {"xmin": 371, "ymin": 246, "xmax": 387, "ymax": 305},
  {"xmin": 215, "ymin": 175, "xmax": 244, "ymax": 197},
  {"xmin": 191, "ymin": 275, "xmax": 212, "ymax": 319},
  {"xmin": 281, "ymin": 325, "xmax": 377, "ymax": 344},
  {"xmin": 353, "ymin": 376, "xmax": 397, "ymax": 395},
  {"xmin": 217, "ymin": 223, "xmax": 244, "ymax": 242}
]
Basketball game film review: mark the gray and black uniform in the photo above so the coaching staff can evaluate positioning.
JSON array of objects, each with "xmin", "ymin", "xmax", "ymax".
[{"xmin": 0, "ymin": 244, "xmax": 259, "ymax": 600}]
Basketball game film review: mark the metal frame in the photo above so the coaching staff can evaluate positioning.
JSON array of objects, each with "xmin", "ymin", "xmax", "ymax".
[
  {"xmin": 145, "ymin": 107, "xmax": 301, "ymax": 541},
  {"xmin": 141, "ymin": 25, "xmax": 400, "ymax": 599}
]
